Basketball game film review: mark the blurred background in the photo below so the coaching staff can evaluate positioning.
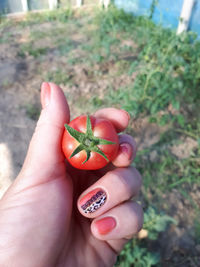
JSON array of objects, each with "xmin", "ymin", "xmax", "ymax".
[{"xmin": 0, "ymin": 0, "xmax": 200, "ymax": 266}]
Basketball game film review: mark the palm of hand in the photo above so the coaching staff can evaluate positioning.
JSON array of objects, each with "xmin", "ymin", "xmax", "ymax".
[
  {"xmin": 0, "ymin": 83, "xmax": 142, "ymax": 267},
  {"xmin": 0, "ymin": 163, "xmax": 116, "ymax": 267}
]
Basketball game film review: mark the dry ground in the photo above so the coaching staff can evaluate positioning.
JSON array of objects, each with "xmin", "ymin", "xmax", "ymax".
[{"xmin": 0, "ymin": 9, "xmax": 199, "ymax": 266}]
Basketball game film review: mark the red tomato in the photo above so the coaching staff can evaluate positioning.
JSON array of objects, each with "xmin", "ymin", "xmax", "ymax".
[{"xmin": 62, "ymin": 115, "xmax": 119, "ymax": 170}]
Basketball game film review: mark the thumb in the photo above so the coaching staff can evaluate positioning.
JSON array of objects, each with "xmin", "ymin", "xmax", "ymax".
[{"xmin": 13, "ymin": 82, "xmax": 70, "ymax": 189}]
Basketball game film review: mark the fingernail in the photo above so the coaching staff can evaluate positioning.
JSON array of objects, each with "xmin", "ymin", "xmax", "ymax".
[
  {"xmin": 119, "ymin": 143, "xmax": 133, "ymax": 160},
  {"xmin": 121, "ymin": 109, "xmax": 130, "ymax": 120},
  {"xmin": 41, "ymin": 82, "xmax": 51, "ymax": 108},
  {"xmin": 79, "ymin": 188, "xmax": 107, "ymax": 214},
  {"xmin": 95, "ymin": 217, "xmax": 116, "ymax": 235}
]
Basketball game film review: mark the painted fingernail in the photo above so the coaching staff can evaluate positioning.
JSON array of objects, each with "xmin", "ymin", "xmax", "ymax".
[
  {"xmin": 80, "ymin": 188, "xmax": 107, "ymax": 214},
  {"xmin": 119, "ymin": 143, "xmax": 133, "ymax": 160},
  {"xmin": 41, "ymin": 82, "xmax": 51, "ymax": 108},
  {"xmin": 95, "ymin": 216, "xmax": 116, "ymax": 235}
]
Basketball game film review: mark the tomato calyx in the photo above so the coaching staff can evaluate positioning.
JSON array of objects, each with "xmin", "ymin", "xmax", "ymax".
[{"xmin": 64, "ymin": 115, "xmax": 116, "ymax": 164}]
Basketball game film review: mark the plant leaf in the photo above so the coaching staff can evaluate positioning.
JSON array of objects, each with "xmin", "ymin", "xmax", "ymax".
[
  {"xmin": 70, "ymin": 144, "xmax": 84, "ymax": 158},
  {"xmin": 82, "ymin": 150, "xmax": 91, "ymax": 164},
  {"xmin": 86, "ymin": 115, "xmax": 93, "ymax": 136},
  {"xmin": 97, "ymin": 138, "xmax": 116, "ymax": 145},
  {"xmin": 92, "ymin": 146, "xmax": 109, "ymax": 162},
  {"xmin": 64, "ymin": 124, "xmax": 85, "ymax": 143}
]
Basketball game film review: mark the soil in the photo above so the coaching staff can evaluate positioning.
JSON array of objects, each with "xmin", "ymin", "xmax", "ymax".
[{"xmin": 0, "ymin": 11, "xmax": 199, "ymax": 266}]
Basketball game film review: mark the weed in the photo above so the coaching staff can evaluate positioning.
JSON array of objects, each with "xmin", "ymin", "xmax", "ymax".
[
  {"xmin": 116, "ymin": 207, "xmax": 176, "ymax": 267},
  {"xmin": 57, "ymin": 39, "xmax": 76, "ymax": 55},
  {"xmin": 0, "ymin": 13, "xmax": 13, "ymax": 28},
  {"xmin": 116, "ymin": 244, "xmax": 160, "ymax": 267},
  {"xmin": 91, "ymin": 96, "xmax": 105, "ymax": 108},
  {"xmin": 135, "ymin": 147, "xmax": 200, "ymax": 200},
  {"xmin": 30, "ymin": 27, "xmax": 68, "ymax": 42},
  {"xmin": 17, "ymin": 43, "xmax": 48, "ymax": 58},
  {"xmin": 45, "ymin": 69, "xmax": 73, "ymax": 86},
  {"xmin": 1, "ymin": 5, "xmax": 199, "ymax": 265},
  {"xmin": 91, "ymin": 6, "xmax": 200, "ymax": 124},
  {"xmin": 67, "ymin": 54, "xmax": 84, "ymax": 65},
  {"xmin": 19, "ymin": 8, "xmax": 73, "ymax": 27},
  {"xmin": 143, "ymin": 207, "xmax": 177, "ymax": 240},
  {"xmin": 0, "ymin": 32, "xmax": 12, "ymax": 44},
  {"xmin": 29, "ymin": 30, "xmax": 49, "ymax": 41},
  {"xmin": 25, "ymin": 104, "xmax": 40, "ymax": 121}
]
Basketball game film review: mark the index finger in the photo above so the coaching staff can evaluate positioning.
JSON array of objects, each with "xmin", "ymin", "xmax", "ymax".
[{"xmin": 94, "ymin": 108, "xmax": 130, "ymax": 133}]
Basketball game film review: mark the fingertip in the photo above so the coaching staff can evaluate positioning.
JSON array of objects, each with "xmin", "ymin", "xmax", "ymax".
[
  {"xmin": 90, "ymin": 201, "xmax": 143, "ymax": 241},
  {"xmin": 94, "ymin": 108, "xmax": 130, "ymax": 133},
  {"xmin": 91, "ymin": 216, "xmax": 117, "ymax": 238},
  {"xmin": 112, "ymin": 134, "xmax": 137, "ymax": 167},
  {"xmin": 40, "ymin": 81, "xmax": 70, "ymax": 124},
  {"xmin": 120, "ymin": 109, "xmax": 130, "ymax": 121},
  {"xmin": 119, "ymin": 143, "xmax": 133, "ymax": 161}
]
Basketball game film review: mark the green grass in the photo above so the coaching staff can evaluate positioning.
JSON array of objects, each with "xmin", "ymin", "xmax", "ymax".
[
  {"xmin": 24, "ymin": 103, "xmax": 40, "ymax": 121},
  {"xmin": 45, "ymin": 69, "xmax": 73, "ymax": 85},
  {"xmin": 19, "ymin": 8, "xmax": 74, "ymax": 27},
  {"xmin": 1, "ymin": 4, "xmax": 199, "ymax": 266},
  {"xmin": 89, "ymin": 7, "xmax": 200, "ymax": 118},
  {"xmin": 85, "ymin": 5, "xmax": 200, "ymax": 265},
  {"xmin": 0, "ymin": 32, "xmax": 12, "ymax": 44},
  {"xmin": 17, "ymin": 43, "xmax": 48, "ymax": 58},
  {"xmin": 136, "ymin": 148, "xmax": 200, "ymax": 194}
]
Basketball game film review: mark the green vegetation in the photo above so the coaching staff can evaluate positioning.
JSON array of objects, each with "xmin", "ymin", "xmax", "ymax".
[
  {"xmin": 45, "ymin": 69, "xmax": 73, "ymax": 85},
  {"xmin": 0, "ymin": 3, "xmax": 199, "ymax": 265},
  {"xmin": 91, "ymin": 6, "xmax": 200, "ymax": 116},
  {"xmin": 116, "ymin": 207, "xmax": 176, "ymax": 267},
  {"xmin": 18, "ymin": 43, "xmax": 48, "ymax": 58},
  {"xmin": 90, "ymin": 6, "xmax": 200, "ymax": 265},
  {"xmin": 25, "ymin": 103, "xmax": 40, "ymax": 120},
  {"xmin": 19, "ymin": 8, "xmax": 73, "ymax": 26}
]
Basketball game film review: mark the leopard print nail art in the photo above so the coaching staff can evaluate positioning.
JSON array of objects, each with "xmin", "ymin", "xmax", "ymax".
[{"xmin": 81, "ymin": 190, "xmax": 107, "ymax": 214}]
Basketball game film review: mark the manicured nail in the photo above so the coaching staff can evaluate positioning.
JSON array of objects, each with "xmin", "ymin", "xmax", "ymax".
[
  {"xmin": 41, "ymin": 82, "xmax": 51, "ymax": 108},
  {"xmin": 95, "ymin": 217, "xmax": 116, "ymax": 235},
  {"xmin": 80, "ymin": 188, "xmax": 107, "ymax": 214},
  {"xmin": 119, "ymin": 143, "xmax": 133, "ymax": 160}
]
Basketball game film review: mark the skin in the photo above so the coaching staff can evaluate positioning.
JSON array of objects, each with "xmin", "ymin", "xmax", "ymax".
[{"xmin": 0, "ymin": 83, "xmax": 143, "ymax": 267}]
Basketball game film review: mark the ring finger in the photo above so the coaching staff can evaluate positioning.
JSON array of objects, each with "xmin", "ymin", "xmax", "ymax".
[{"xmin": 91, "ymin": 201, "xmax": 143, "ymax": 240}]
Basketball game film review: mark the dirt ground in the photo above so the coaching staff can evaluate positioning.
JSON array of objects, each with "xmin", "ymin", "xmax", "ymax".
[{"xmin": 0, "ymin": 11, "xmax": 200, "ymax": 266}]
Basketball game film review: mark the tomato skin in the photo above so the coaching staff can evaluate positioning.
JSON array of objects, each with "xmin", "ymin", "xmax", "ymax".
[{"xmin": 62, "ymin": 115, "xmax": 119, "ymax": 170}]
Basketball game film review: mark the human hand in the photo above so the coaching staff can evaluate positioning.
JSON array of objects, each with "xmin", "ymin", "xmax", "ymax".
[{"xmin": 0, "ymin": 82, "xmax": 143, "ymax": 267}]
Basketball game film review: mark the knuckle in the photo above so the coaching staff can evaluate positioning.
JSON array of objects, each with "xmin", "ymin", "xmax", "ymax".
[
  {"xmin": 114, "ymin": 169, "xmax": 134, "ymax": 200},
  {"xmin": 119, "ymin": 134, "xmax": 137, "ymax": 147},
  {"xmin": 128, "ymin": 166, "xmax": 143, "ymax": 193},
  {"xmin": 111, "ymin": 167, "xmax": 142, "ymax": 200},
  {"xmin": 134, "ymin": 167, "xmax": 143, "ymax": 188},
  {"xmin": 132, "ymin": 202, "xmax": 144, "ymax": 233},
  {"xmin": 123, "ymin": 201, "xmax": 144, "ymax": 237}
]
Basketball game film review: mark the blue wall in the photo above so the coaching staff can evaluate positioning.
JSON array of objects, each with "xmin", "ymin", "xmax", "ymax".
[
  {"xmin": 115, "ymin": 0, "xmax": 200, "ymax": 36},
  {"xmin": 190, "ymin": 1, "xmax": 200, "ymax": 35},
  {"xmin": 0, "ymin": 0, "xmax": 9, "ymax": 13}
]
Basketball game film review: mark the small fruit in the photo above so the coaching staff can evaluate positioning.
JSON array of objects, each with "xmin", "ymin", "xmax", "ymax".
[{"xmin": 62, "ymin": 115, "xmax": 119, "ymax": 170}]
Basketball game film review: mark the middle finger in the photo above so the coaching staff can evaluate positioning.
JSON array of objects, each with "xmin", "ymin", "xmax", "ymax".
[{"xmin": 77, "ymin": 166, "xmax": 142, "ymax": 217}]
